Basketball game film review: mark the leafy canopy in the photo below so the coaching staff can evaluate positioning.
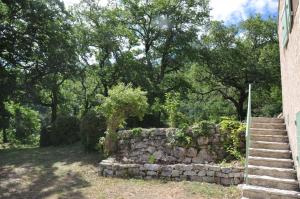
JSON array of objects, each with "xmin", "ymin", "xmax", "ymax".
[{"xmin": 100, "ymin": 83, "xmax": 149, "ymax": 133}]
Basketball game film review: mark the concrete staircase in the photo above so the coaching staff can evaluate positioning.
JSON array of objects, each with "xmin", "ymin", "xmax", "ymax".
[{"xmin": 241, "ymin": 117, "xmax": 300, "ymax": 199}]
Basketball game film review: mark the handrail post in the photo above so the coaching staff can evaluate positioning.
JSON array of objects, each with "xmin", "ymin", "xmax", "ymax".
[{"xmin": 244, "ymin": 84, "xmax": 252, "ymax": 185}]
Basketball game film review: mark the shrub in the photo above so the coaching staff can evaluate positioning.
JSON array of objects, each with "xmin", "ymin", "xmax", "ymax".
[
  {"xmin": 50, "ymin": 115, "xmax": 80, "ymax": 146},
  {"xmin": 98, "ymin": 83, "xmax": 148, "ymax": 155},
  {"xmin": 169, "ymin": 126, "xmax": 192, "ymax": 147},
  {"xmin": 131, "ymin": 128, "xmax": 142, "ymax": 137},
  {"xmin": 80, "ymin": 111, "xmax": 106, "ymax": 151},
  {"xmin": 163, "ymin": 92, "xmax": 188, "ymax": 128},
  {"xmin": 6, "ymin": 101, "xmax": 41, "ymax": 144},
  {"xmin": 191, "ymin": 120, "xmax": 215, "ymax": 137},
  {"xmin": 219, "ymin": 117, "xmax": 246, "ymax": 160}
]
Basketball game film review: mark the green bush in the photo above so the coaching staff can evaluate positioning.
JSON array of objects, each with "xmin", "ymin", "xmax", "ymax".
[
  {"xmin": 131, "ymin": 127, "xmax": 142, "ymax": 137},
  {"xmin": 80, "ymin": 111, "xmax": 106, "ymax": 151},
  {"xmin": 6, "ymin": 101, "xmax": 41, "ymax": 144},
  {"xmin": 191, "ymin": 120, "xmax": 215, "ymax": 137},
  {"xmin": 97, "ymin": 83, "xmax": 148, "ymax": 155},
  {"xmin": 163, "ymin": 92, "xmax": 188, "ymax": 128},
  {"xmin": 219, "ymin": 117, "xmax": 246, "ymax": 160},
  {"xmin": 169, "ymin": 126, "xmax": 192, "ymax": 147},
  {"xmin": 50, "ymin": 115, "xmax": 80, "ymax": 146}
]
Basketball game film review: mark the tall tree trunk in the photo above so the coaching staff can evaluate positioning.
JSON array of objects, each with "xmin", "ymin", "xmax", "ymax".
[
  {"xmin": 51, "ymin": 87, "xmax": 58, "ymax": 123},
  {"xmin": 3, "ymin": 129, "xmax": 8, "ymax": 143},
  {"xmin": 236, "ymin": 91, "xmax": 247, "ymax": 121}
]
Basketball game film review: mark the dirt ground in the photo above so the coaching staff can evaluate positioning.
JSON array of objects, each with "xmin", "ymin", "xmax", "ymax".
[{"xmin": 0, "ymin": 144, "xmax": 241, "ymax": 199}]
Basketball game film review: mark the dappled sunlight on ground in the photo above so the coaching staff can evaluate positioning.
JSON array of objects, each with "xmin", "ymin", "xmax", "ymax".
[{"xmin": 0, "ymin": 143, "xmax": 241, "ymax": 199}]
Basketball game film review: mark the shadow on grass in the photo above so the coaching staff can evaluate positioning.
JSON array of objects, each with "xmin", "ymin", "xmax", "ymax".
[{"xmin": 0, "ymin": 143, "xmax": 102, "ymax": 199}]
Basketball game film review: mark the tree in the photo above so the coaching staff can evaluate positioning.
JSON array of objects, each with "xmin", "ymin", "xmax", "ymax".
[
  {"xmin": 23, "ymin": 0, "xmax": 78, "ymax": 123},
  {"xmin": 121, "ymin": 0, "xmax": 210, "ymax": 99},
  {"xmin": 99, "ymin": 83, "xmax": 148, "ymax": 154},
  {"xmin": 197, "ymin": 16, "xmax": 280, "ymax": 120},
  {"xmin": 0, "ymin": 67, "xmax": 15, "ymax": 143}
]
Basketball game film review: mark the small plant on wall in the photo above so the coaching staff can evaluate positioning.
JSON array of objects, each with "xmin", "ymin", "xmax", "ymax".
[
  {"xmin": 97, "ymin": 83, "xmax": 148, "ymax": 155},
  {"xmin": 219, "ymin": 117, "xmax": 246, "ymax": 161}
]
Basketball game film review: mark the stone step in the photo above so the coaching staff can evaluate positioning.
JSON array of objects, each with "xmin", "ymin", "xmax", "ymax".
[
  {"xmin": 250, "ymin": 128, "xmax": 287, "ymax": 136},
  {"xmin": 242, "ymin": 184, "xmax": 300, "ymax": 199},
  {"xmin": 251, "ymin": 134, "xmax": 289, "ymax": 142},
  {"xmin": 251, "ymin": 141, "xmax": 290, "ymax": 150},
  {"xmin": 251, "ymin": 123, "xmax": 286, "ymax": 130},
  {"xmin": 248, "ymin": 175, "xmax": 299, "ymax": 191},
  {"xmin": 249, "ymin": 148, "xmax": 292, "ymax": 159},
  {"xmin": 248, "ymin": 156, "xmax": 294, "ymax": 168},
  {"xmin": 248, "ymin": 165, "xmax": 297, "ymax": 179},
  {"xmin": 252, "ymin": 117, "xmax": 285, "ymax": 124}
]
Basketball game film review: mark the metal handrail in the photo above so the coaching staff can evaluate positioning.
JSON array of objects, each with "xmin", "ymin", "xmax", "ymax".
[{"xmin": 244, "ymin": 84, "xmax": 252, "ymax": 185}]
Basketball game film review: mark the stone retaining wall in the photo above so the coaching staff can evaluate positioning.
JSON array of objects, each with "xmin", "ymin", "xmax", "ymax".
[
  {"xmin": 117, "ymin": 128, "xmax": 226, "ymax": 164},
  {"xmin": 99, "ymin": 158, "xmax": 244, "ymax": 186}
]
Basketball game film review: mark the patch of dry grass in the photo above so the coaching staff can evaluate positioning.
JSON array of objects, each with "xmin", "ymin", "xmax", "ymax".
[{"xmin": 0, "ymin": 143, "xmax": 241, "ymax": 199}]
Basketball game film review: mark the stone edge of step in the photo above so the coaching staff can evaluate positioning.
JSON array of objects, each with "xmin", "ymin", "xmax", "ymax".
[
  {"xmin": 251, "ymin": 134, "xmax": 288, "ymax": 138},
  {"xmin": 248, "ymin": 165, "xmax": 296, "ymax": 173},
  {"xmin": 250, "ymin": 128, "xmax": 287, "ymax": 131},
  {"xmin": 249, "ymin": 148, "xmax": 291, "ymax": 153},
  {"xmin": 251, "ymin": 140, "xmax": 289, "ymax": 145},
  {"xmin": 248, "ymin": 156, "xmax": 294, "ymax": 162},
  {"xmin": 241, "ymin": 184, "xmax": 300, "ymax": 197},
  {"xmin": 248, "ymin": 174, "xmax": 299, "ymax": 184}
]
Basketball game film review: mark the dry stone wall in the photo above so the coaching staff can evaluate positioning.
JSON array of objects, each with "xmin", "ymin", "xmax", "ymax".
[
  {"xmin": 117, "ymin": 128, "xmax": 225, "ymax": 164},
  {"xmin": 99, "ymin": 158, "xmax": 244, "ymax": 186},
  {"xmin": 99, "ymin": 128, "xmax": 244, "ymax": 185}
]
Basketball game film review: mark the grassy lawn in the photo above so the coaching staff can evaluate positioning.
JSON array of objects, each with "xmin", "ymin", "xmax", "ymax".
[{"xmin": 0, "ymin": 143, "xmax": 241, "ymax": 199}]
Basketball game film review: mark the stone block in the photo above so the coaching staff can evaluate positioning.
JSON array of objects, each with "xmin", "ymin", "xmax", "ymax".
[
  {"xmin": 147, "ymin": 171, "xmax": 157, "ymax": 176},
  {"xmin": 197, "ymin": 170, "xmax": 206, "ymax": 177},
  {"xmin": 203, "ymin": 176, "xmax": 215, "ymax": 183},
  {"xmin": 184, "ymin": 171, "xmax": 197, "ymax": 176},
  {"xmin": 144, "ymin": 164, "xmax": 161, "ymax": 171},
  {"xmin": 207, "ymin": 171, "xmax": 215, "ymax": 177},
  {"xmin": 146, "ymin": 146, "xmax": 156, "ymax": 153},
  {"xmin": 197, "ymin": 137, "xmax": 209, "ymax": 145},
  {"xmin": 171, "ymin": 170, "xmax": 181, "ymax": 177},
  {"xmin": 220, "ymin": 178, "xmax": 233, "ymax": 186},
  {"xmin": 161, "ymin": 171, "xmax": 172, "ymax": 177},
  {"xmin": 186, "ymin": 147, "xmax": 198, "ymax": 158},
  {"xmin": 193, "ymin": 164, "xmax": 205, "ymax": 170},
  {"xmin": 221, "ymin": 168, "xmax": 231, "ymax": 174},
  {"xmin": 190, "ymin": 176, "xmax": 203, "ymax": 182},
  {"xmin": 173, "ymin": 147, "xmax": 186, "ymax": 159},
  {"xmin": 153, "ymin": 150, "xmax": 164, "ymax": 160},
  {"xmin": 183, "ymin": 158, "xmax": 192, "ymax": 164},
  {"xmin": 208, "ymin": 165, "xmax": 221, "ymax": 171},
  {"xmin": 104, "ymin": 169, "xmax": 113, "ymax": 176}
]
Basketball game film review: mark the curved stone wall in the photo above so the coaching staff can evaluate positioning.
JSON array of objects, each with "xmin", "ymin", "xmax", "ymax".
[{"xmin": 99, "ymin": 158, "xmax": 244, "ymax": 186}]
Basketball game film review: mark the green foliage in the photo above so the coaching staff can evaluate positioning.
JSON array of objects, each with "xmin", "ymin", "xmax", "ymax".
[
  {"xmin": 0, "ymin": 0, "xmax": 281, "ymax": 147},
  {"xmin": 98, "ymin": 83, "xmax": 148, "ymax": 154},
  {"xmin": 197, "ymin": 15, "xmax": 281, "ymax": 120},
  {"xmin": 148, "ymin": 154, "xmax": 156, "ymax": 164},
  {"xmin": 163, "ymin": 92, "xmax": 188, "ymax": 128},
  {"xmin": 80, "ymin": 111, "xmax": 106, "ymax": 151},
  {"xmin": 50, "ymin": 115, "xmax": 80, "ymax": 146},
  {"xmin": 219, "ymin": 117, "xmax": 246, "ymax": 160},
  {"xmin": 131, "ymin": 128, "xmax": 143, "ymax": 137},
  {"xmin": 5, "ymin": 101, "xmax": 41, "ymax": 144},
  {"xmin": 169, "ymin": 127, "xmax": 192, "ymax": 147},
  {"xmin": 100, "ymin": 83, "xmax": 148, "ymax": 133},
  {"xmin": 191, "ymin": 121, "xmax": 215, "ymax": 137}
]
